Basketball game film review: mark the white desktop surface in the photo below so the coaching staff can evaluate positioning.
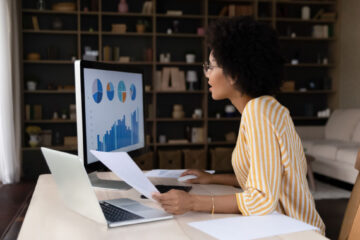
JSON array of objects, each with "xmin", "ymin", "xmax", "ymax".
[{"xmin": 18, "ymin": 173, "xmax": 328, "ymax": 240}]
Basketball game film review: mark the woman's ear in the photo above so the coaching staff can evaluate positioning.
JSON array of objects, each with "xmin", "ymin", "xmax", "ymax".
[{"xmin": 228, "ymin": 76, "xmax": 237, "ymax": 86}]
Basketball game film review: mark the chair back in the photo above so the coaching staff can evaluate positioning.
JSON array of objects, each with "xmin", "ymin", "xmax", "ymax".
[{"xmin": 338, "ymin": 149, "xmax": 360, "ymax": 240}]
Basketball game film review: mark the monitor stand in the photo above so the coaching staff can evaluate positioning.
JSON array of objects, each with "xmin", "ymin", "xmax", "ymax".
[{"xmin": 88, "ymin": 172, "xmax": 131, "ymax": 190}]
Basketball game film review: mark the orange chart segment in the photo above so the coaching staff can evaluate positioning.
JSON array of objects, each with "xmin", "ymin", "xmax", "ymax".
[{"xmin": 117, "ymin": 80, "xmax": 126, "ymax": 103}]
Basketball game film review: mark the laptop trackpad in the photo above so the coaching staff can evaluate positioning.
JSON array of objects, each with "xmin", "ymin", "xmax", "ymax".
[{"xmin": 106, "ymin": 198, "xmax": 169, "ymax": 218}]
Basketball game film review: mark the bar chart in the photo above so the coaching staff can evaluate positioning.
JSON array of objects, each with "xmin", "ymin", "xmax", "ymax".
[{"xmin": 96, "ymin": 108, "xmax": 139, "ymax": 152}]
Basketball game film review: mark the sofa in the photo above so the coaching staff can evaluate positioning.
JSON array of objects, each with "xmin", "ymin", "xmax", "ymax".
[{"xmin": 298, "ymin": 109, "xmax": 360, "ymax": 184}]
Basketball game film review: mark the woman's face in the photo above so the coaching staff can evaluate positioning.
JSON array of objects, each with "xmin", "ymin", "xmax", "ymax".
[{"xmin": 205, "ymin": 52, "xmax": 237, "ymax": 100}]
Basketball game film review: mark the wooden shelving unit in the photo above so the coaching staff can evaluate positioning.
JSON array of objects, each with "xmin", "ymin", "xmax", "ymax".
[
  {"xmin": 276, "ymin": 17, "xmax": 335, "ymax": 23},
  {"xmin": 279, "ymin": 36, "xmax": 335, "ymax": 41},
  {"xmin": 23, "ymin": 60, "xmax": 74, "ymax": 64},
  {"xmin": 156, "ymin": 118, "xmax": 204, "ymax": 122},
  {"xmin": 20, "ymin": 0, "xmax": 339, "ymax": 178},
  {"xmin": 284, "ymin": 63, "xmax": 335, "ymax": 67},
  {"xmin": 24, "ymin": 120, "xmax": 76, "ymax": 124},
  {"xmin": 276, "ymin": 0, "xmax": 336, "ymax": 5},
  {"xmin": 24, "ymin": 90, "xmax": 75, "ymax": 94},
  {"xmin": 22, "ymin": 146, "xmax": 78, "ymax": 151},
  {"xmin": 23, "ymin": 30, "xmax": 78, "ymax": 34}
]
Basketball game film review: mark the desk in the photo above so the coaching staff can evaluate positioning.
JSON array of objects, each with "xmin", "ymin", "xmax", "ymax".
[{"xmin": 18, "ymin": 173, "xmax": 327, "ymax": 240}]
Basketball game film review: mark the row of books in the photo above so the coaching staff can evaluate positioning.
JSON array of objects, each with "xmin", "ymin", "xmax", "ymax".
[{"xmin": 219, "ymin": 5, "xmax": 253, "ymax": 17}]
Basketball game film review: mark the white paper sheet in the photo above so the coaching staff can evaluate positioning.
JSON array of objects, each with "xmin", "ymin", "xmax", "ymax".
[
  {"xmin": 145, "ymin": 169, "xmax": 215, "ymax": 178},
  {"xmin": 188, "ymin": 212, "xmax": 319, "ymax": 240},
  {"xmin": 90, "ymin": 150, "xmax": 159, "ymax": 201}
]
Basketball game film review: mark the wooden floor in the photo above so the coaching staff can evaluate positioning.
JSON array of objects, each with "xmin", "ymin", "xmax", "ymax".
[
  {"xmin": 0, "ymin": 180, "xmax": 350, "ymax": 240},
  {"xmin": 0, "ymin": 181, "xmax": 35, "ymax": 240}
]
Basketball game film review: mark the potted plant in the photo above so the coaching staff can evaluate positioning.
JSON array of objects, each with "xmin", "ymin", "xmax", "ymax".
[
  {"xmin": 136, "ymin": 19, "xmax": 149, "ymax": 33},
  {"xmin": 26, "ymin": 125, "xmax": 42, "ymax": 147},
  {"xmin": 185, "ymin": 50, "xmax": 196, "ymax": 63},
  {"xmin": 26, "ymin": 75, "xmax": 40, "ymax": 91}
]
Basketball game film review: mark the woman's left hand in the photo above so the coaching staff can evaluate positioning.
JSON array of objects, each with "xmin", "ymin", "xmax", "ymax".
[{"xmin": 152, "ymin": 189, "xmax": 194, "ymax": 215}]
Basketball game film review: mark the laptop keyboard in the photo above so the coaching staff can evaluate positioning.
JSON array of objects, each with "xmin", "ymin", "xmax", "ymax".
[
  {"xmin": 155, "ymin": 185, "xmax": 192, "ymax": 193},
  {"xmin": 100, "ymin": 202, "xmax": 143, "ymax": 222}
]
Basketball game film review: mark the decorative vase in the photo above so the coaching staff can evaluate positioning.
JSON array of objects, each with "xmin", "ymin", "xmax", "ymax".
[
  {"xmin": 185, "ymin": 54, "xmax": 196, "ymax": 63},
  {"xmin": 118, "ymin": 0, "xmax": 128, "ymax": 13},
  {"xmin": 225, "ymin": 105, "xmax": 236, "ymax": 117},
  {"xmin": 301, "ymin": 6, "xmax": 310, "ymax": 20},
  {"xmin": 27, "ymin": 81, "xmax": 37, "ymax": 90},
  {"xmin": 52, "ymin": 17, "xmax": 63, "ymax": 30},
  {"xmin": 36, "ymin": 0, "xmax": 46, "ymax": 10},
  {"xmin": 136, "ymin": 24, "xmax": 145, "ymax": 33},
  {"xmin": 29, "ymin": 134, "xmax": 40, "ymax": 147},
  {"xmin": 172, "ymin": 104, "xmax": 185, "ymax": 119}
]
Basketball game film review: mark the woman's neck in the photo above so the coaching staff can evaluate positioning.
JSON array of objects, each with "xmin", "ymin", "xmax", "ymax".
[{"xmin": 229, "ymin": 92, "xmax": 253, "ymax": 114}]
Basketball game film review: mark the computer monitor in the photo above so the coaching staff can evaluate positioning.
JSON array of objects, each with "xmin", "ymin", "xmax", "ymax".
[{"xmin": 74, "ymin": 60, "xmax": 145, "ymax": 172}]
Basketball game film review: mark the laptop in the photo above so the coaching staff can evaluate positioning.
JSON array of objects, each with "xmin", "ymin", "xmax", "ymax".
[{"xmin": 41, "ymin": 147, "xmax": 173, "ymax": 227}]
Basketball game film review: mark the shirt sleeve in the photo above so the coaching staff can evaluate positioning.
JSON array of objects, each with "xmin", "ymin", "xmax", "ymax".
[{"xmin": 235, "ymin": 100, "xmax": 283, "ymax": 216}]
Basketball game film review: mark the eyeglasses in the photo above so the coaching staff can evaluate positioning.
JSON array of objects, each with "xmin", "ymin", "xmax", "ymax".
[{"xmin": 203, "ymin": 62, "xmax": 219, "ymax": 75}]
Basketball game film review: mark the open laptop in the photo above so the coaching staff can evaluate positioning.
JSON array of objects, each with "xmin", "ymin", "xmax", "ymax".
[{"xmin": 41, "ymin": 147, "xmax": 173, "ymax": 227}]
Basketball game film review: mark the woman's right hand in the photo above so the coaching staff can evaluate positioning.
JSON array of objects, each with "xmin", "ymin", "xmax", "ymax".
[{"xmin": 180, "ymin": 169, "xmax": 213, "ymax": 184}]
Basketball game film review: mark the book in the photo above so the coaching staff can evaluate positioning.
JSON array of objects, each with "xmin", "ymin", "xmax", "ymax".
[
  {"xmin": 178, "ymin": 70, "xmax": 186, "ymax": 91},
  {"xmin": 25, "ymin": 104, "xmax": 31, "ymax": 120},
  {"xmin": 103, "ymin": 46, "xmax": 112, "ymax": 61},
  {"xmin": 168, "ymin": 139, "xmax": 189, "ymax": 144},
  {"xmin": 32, "ymin": 16, "xmax": 39, "ymax": 30},
  {"xmin": 228, "ymin": 4, "xmax": 236, "ymax": 17},
  {"xmin": 155, "ymin": 71, "xmax": 162, "ymax": 90},
  {"xmin": 313, "ymin": 9, "xmax": 325, "ymax": 20},
  {"xmin": 170, "ymin": 67, "xmax": 180, "ymax": 90},
  {"xmin": 33, "ymin": 105, "xmax": 42, "ymax": 120},
  {"xmin": 166, "ymin": 10, "xmax": 183, "ymax": 16},
  {"xmin": 170, "ymin": 67, "xmax": 186, "ymax": 91},
  {"xmin": 321, "ymin": 12, "xmax": 337, "ymax": 20},
  {"xmin": 141, "ymin": 1, "xmax": 153, "ymax": 14},
  {"xmin": 219, "ymin": 6, "xmax": 228, "ymax": 17},
  {"xmin": 161, "ymin": 67, "xmax": 171, "ymax": 90},
  {"xmin": 236, "ymin": 5, "xmax": 253, "ymax": 16}
]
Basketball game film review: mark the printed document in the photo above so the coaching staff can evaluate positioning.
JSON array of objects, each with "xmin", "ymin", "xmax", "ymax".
[
  {"xmin": 145, "ymin": 169, "xmax": 215, "ymax": 178},
  {"xmin": 90, "ymin": 150, "xmax": 159, "ymax": 201}
]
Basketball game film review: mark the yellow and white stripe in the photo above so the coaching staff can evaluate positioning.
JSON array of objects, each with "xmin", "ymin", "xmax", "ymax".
[{"xmin": 232, "ymin": 95, "xmax": 325, "ymax": 234}]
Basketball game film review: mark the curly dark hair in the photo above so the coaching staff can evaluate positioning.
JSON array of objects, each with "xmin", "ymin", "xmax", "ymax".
[{"xmin": 206, "ymin": 17, "xmax": 284, "ymax": 98}]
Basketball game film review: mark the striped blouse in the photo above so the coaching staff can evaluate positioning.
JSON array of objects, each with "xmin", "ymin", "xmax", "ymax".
[{"xmin": 232, "ymin": 95, "xmax": 325, "ymax": 234}]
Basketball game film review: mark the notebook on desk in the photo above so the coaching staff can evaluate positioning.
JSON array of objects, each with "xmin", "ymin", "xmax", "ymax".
[{"xmin": 41, "ymin": 147, "xmax": 173, "ymax": 228}]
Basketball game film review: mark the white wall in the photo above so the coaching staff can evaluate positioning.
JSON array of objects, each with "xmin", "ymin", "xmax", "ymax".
[{"xmin": 339, "ymin": 0, "xmax": 360, "ymax": 108}]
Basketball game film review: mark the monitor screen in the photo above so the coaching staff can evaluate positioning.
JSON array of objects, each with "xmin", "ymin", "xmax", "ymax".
[{"xmin": 75, "ymin": 61, "xmax": 145, "ymax": 167}]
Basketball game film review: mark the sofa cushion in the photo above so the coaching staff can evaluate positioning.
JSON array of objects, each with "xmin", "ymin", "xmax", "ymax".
[
  {"xmin": 309, "ymin": 140, "xmax": 354, "ymax": 161},
  {"xmin": 302, "ymin": 139, "xmax": 340, "ymax": 156},
  {"xmin": 336, "ymin": 146, "xmax": 360, "ymax": 165},
  {"xmin": 325, "ymin": 109, "xmax": 360, "ymax": 141},
  {"xmin": 352, "ymin": 121, "xmax": 360, "ymax": 143},
  {"xmin": 302, "ymin": 140, "xmax": 315, "ymax": 154},
  {"xmin": 302, "ymin": 139, "xmax": 330, "ymax": 155},
  {"xmin": 311, "ymin": 143, "xmax": 339, "ymax": 161}
]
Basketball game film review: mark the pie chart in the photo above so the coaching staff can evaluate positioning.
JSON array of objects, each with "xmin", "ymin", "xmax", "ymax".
[
  {"xmin": 117, "ymin": 81, "xmax": 126, "ymax": 103},
  {"xmin": 92, "ymin": 79, "xmax": 103, "ymax": 104},
  {"xmin": 130, "ymin": 84, "xmax": 136, "ymax": 101},
  {"xmin": 106, "ymin": 82, "xmax": 114, "ymax": 101}
]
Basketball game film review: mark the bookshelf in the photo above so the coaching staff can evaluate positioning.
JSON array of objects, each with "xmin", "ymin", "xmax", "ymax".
[{"xmin": 20, "ymin": 0, "xmax": 339, "ymax": 179}]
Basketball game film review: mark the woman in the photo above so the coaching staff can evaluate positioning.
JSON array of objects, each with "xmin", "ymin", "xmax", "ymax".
[{"xmin": 152, "ymin": 17, "xmax": 325, "ymax": 234}]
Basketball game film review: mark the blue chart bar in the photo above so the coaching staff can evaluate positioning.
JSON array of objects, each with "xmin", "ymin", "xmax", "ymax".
[{"xmin": 97, "ymin": 109, "xmax": 139, "ymax": 151}]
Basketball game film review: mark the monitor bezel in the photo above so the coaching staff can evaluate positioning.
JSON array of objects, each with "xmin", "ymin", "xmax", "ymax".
[{"xmin": 77, "ymin": 60, "xmax": 146, "ymax": 172}]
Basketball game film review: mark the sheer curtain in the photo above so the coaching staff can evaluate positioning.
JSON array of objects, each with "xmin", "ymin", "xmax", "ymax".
[{"xmin": 0, "ymin": 0, "xmax": 21, "ymax": 184}]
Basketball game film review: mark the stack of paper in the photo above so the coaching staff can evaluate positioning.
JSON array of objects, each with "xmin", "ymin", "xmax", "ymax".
[{"xmin": 188, "ymin": 212, "xmax": 319, "ymax": 240}]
